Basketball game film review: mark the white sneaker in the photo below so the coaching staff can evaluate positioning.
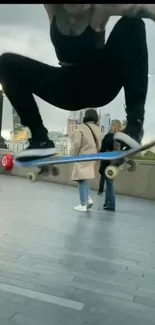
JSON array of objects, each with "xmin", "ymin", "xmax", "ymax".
[
  {"xmin": 87, "ymin": 197, "xmax": 93, "ymax": 209},
  {"xmin": 114, "ymin": 132, "xmax": 141, "ymax": 149},
  {"xmin": 74, "ymin": 204, "xmax": 87, "ymax": 212}
]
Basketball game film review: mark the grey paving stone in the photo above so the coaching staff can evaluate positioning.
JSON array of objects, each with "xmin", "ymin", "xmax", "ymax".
[
  {"xmin": 0, "ymin": 275, "xmax": 75, "ymax": 300},
  {"xmin": 83, "ymin": 312, "xmax": 155, "ymax": 325},
  {"xmin": 126, "ymin": 264, "xmax": 155, "ymax": 277},
  {"xmin": 0, "ymin": 321, "xmax": 18, "ymax": 325},
  {"xmin": 72, "ymin": 288, "xmax": 155, "ymax": 322},
  {"xmin": 133, "ymin": 295, "xmax": 155, "ymax": 307},
  {"xmin": 10, "ymin": 313, "xmax": 38, "ymax": 325},
  {"xmin": 0, "ymin": 270, "xmax": 39, "ymax": 284},
  {"xmin": 9, "ymin": 294, "xmax": 29, "ymax": 305},
  {"xmin": 0, "ymin": 283, "xmax": 83, "ymax": 310},
  {"xmin": 136, "ymin": 286, "xmax": 155, "ymax": 299},
  {"xmin": 13, "ymin": 312, "xmax": 84, "ymax": 325},
  {"xmin": 0, "ymin": 291, "xmax": 15, "ymax": 301},
  {"xmin": 10, "ymin": 300, "xmax": 84, "ymax": 325},
  {"xmin": 73, "ymin": 276, "xmax": 138, "ymax": 296},
  {"xmin": 0, "ymin": 304, "xmax": 16, "ymax": 320}
]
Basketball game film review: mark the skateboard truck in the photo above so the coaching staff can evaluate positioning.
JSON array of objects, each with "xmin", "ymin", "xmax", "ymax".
[
  {"xmin": 27, "ymin": 165, "xmax": 60, "ymax": 182},
  {"xmin": 105, "ymin": 158, "xmax": 137, "ymax": 180}
]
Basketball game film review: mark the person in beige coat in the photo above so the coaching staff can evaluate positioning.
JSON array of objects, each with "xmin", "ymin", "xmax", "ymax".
[{"xmin": 72, "ymin": 109, "xmax": 102, "ymax": 212}]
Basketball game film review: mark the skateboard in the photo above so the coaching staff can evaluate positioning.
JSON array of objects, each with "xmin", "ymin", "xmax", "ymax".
[{"xmin": 14, "ymin": 140, "xmax": 155, "ymax": 182}]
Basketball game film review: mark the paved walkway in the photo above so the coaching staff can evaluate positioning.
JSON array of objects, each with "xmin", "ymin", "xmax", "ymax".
[{"xmin": 0, "ymin": 175, "xmax": 155, "ymax": 325}]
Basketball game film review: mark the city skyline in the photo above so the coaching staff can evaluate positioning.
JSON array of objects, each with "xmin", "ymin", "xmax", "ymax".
[{"xmin": 0, "ymin": 5, "xmax": 155, "ymax": 143}]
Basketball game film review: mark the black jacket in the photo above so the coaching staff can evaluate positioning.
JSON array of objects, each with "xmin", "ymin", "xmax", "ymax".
[{"xmin": 99, "ymin": 133, "xmax": 114, "ymax": 175}]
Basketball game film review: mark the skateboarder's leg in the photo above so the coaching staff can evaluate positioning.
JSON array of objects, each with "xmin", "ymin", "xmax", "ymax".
[
  {"xmin": 109, "ymin": 17, "xmax": 148, "ymax": 147},
  {"xmin": 0, "ymin": 50, "xmax": 121, "ymax": 160}
]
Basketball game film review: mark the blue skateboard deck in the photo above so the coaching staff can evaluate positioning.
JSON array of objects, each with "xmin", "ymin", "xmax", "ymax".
[
  {"xmin": 14, "ymin": 140, "xmax": 155, "ymax": 167},
  {"xmin": 14, "ymin": 140, "xmax": 155, "ymax": 181}
]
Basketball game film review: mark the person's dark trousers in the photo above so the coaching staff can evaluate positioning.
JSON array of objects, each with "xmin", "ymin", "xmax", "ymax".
[
  {"xmin": 104, "ymin": 177, "xmax": 115, "ymax": 211},
  {"xmin": 98, "ymin": 174, "xmax": 105, "ymax": 195}
]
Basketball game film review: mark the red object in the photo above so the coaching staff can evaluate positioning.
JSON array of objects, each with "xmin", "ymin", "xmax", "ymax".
[{"xmin": 1, "ymin": 153, "xmax": 14, "ymax": 170}]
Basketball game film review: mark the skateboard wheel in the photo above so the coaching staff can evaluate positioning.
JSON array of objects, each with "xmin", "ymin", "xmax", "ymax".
[
  {"xmin": 27, "ymin": 172, "xmax": 37, "ymax": 182},
  {"xmin": 1, "ymin": 153, "xmax": 14, "ymax": 170},
  {"xmin": 127, "ymin": 160, "xmax": 137, "ymax": 172},
  {"xmin": 52, "ymin": 166, "xmax": 60, "ymax": 177},
  {"xmin": 105, "ymin": 166, "xmax": 119, "ymax": 179}
]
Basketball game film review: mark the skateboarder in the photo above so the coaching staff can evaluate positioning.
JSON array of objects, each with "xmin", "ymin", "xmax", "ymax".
[{"xmin": 0, "ymin": 4, "xmax": 149, "ymax": 161}]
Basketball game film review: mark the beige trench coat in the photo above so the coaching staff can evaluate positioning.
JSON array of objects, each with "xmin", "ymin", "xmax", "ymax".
[{"xmin": 71, "ymin": 122, "xmax": 102, "ymax": 181}]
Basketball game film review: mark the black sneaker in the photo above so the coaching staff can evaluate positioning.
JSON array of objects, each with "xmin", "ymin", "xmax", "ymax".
[
  {"xmin": 15, "ymin": 139, "xmax": 56, "ymax": 162},
  {"xmin": 103, "ymin": 206, "xmax": 115, "ymax": 212},
  {"xmin": 114, "ymin": 122, "xmax": 143, "ymax": 149}
]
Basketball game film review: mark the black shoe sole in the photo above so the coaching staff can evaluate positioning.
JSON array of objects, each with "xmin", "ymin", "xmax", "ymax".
[
  {"xmin": 15, "ymin": 147, "xmax": 56, "ymax": 162},
  {"xmin": 103, "ymin": 207, "xmax": 115, "ymax": 212}
]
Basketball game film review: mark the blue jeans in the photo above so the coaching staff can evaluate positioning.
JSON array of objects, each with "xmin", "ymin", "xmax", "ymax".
[
  {"xmin": 104, "ymin": 177, "xmax": 115, "ymax": 209},
  {"xmin": 77, "ymin": 180, "xmax": 90, "ymax": 205},
  {"xmin": 98, "ymin": 174, "xmax": 105, "ymax": 194}
]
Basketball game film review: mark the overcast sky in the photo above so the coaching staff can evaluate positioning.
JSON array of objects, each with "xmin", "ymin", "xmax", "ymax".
[{"xmin": 1, "ymin": 4, "xmax": 155, "ymax": 141}]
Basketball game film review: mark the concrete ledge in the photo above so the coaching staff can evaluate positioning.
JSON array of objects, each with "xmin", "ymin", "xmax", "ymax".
[{"xmin": 0, "ymin": 150, "xmax": 155, "ymax": 200}]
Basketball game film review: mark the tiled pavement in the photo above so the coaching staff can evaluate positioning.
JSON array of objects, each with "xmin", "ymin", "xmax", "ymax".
[{"xmin": 0, "ymin": 175, "xmax": 155, "ymax": 325}]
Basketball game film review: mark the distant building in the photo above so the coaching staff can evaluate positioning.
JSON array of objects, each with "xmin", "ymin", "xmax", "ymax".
[
  {"xmin": 151, "ymin": 146, "xmax": 155, "ymax": 154},
  {"xmin": 68, "ymin": 110, "xmax": 84, "ymax": 125},
  {"xmin": 68, "ymin": 108, "xmax": 99, "ymax": 129},
  {"xmin": 12, "ymin": 107, "xmax": 21, "ymax": 134},
  {"xmin": 11, "ymin": 107, "xmax": 30, "ymax": 141},
  {"xmin": 5, "ymin": 139, "xmax": 28, "ymax": 153},
  {"xmin": 78, "ymin": 109, "xmax": 85, "ymax": 124},
  {"xmin": 69, "ymin": 111, "xmax": 79, "ymax": 121},
  {"xmin": 48, "ymin": 131, "xmax": 63, "ymax": 141},
  {"xmin": 55, "ymin": 135, "xmax": 74, "ymax": 156},
  {"xmin": 100, "ymin": 113, "xmax": 111, "ymax": 135},
  {"xmin": 122, "ymin": 119, "xmax": 127, "ymax": 129},
  {"xmin": 67, "ymin": 119, "xmax": 79, "ymax": 137}
]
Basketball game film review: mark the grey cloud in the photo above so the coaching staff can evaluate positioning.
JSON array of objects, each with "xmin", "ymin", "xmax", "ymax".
[
  {"xmin": 0, "ymin": 5, "xmax": 155, "ymax": 141},
  {"xmin": 0, "ymin": 5, "xmax": 47, "ymax": 29}
]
